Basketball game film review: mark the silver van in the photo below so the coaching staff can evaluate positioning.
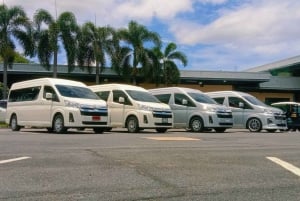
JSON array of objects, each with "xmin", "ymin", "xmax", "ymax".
[
  {"xmin": 206, "ymin": 91, "xmax": 287, "ymax": 132},
  {"xmin": 149, "ymin": 87, "xmax": 233, "ymax": 133}
]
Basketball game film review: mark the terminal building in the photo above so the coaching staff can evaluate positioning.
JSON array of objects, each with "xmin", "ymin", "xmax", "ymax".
[{"xmin": 1, "ymin": 55, "xmax": 300, "ymax": 104}]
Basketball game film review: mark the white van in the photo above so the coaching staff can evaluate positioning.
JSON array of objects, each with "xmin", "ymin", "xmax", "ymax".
[
  {"xmin": 5, "ymin": 78, "xmax": 109, "ymax": 133},
  {"xmin": 149, "ymin": 87, "xmax": 233, "ymax": 133},
  {"xmin": 89, "ymin": 84, "xmax": 173, "ymax": 133},
  {"xmin": 206, "ymin": 91, "xmax": 287, "ymax": 132}
]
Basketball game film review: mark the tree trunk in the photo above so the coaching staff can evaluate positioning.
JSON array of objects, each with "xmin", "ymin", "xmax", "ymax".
[{"xmin": 2, "ymin": 62, "xmax": 8, "ymax": 99}]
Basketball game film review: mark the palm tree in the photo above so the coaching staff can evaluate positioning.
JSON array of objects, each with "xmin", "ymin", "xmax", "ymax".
[
  {"xmin": 118, "ymin": 20, "xmax": 161, "ymax": 85},
  {"xmin": 0, "ymin": 4, "xmax": 34, "ymax": 99},
  {"xmin": 77, "ymin": 22, "xmax": 114, "ymax": 84},
  {"xmin": 108, "ymin": 30, "xmax": 132, "ymax": 83},
  {"xmin": 33, "ymin": 9, "xmax": 78, "ymax": 77},
  {"xmin": 160, "ymin": 42, "xmax": 188, "ymax": 85}
]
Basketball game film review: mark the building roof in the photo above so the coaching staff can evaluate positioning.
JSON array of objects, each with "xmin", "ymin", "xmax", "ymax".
[{"xmin": 244, "ymin": 55, "xmax": 300, "ymax": 73}]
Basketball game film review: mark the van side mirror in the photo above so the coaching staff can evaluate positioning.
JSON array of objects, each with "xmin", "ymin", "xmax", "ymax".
[
  {"xmin": 45, "ymin": 92, "xmax": 53, "ymax": 100},
  {"xmin": 119, "ymin": 97, "xmax": 125, "ymax": 103},
  {"xmin": 239, "ymin": 102, "xmax": 244, "ymax": 108},
  {"xmin": 182, "ymin": 99, "xmax": 188, "ymax": 105}
]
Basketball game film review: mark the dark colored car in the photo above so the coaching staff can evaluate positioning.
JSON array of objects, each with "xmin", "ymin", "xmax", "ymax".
[{"xmin": 272, "ymin": 102, "xmax": 300, "ymax": 131}]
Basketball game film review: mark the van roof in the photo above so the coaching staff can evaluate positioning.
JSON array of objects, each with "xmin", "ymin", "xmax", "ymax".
[
  {"xmin": 89, "ymin": 83, "xmax": 148, "ymax": 92},
  {"xmin": 11, "ymin": 78, "xmax": 86, "ymax": 89},
  {"xmin": 205, "ymin": 90, "xmax": 250, "ymax": 97},
  {"xmin": 149, "ymin": 87, "xmax": 203, "ymax": 94}
]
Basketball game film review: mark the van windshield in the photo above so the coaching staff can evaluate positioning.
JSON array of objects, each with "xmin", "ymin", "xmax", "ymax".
[
  {"xmin": 188, "ymin": 92, "xmax": 217, "ymax": 104},
  {"xmin": 56, "ymin": 85, "xmax": 99, "ymax": 100},
  {"xmin": 126, "ymin": 90, "xmax": 160, "ymax": 103},
  {"xmin": 243, "ymin": 95, "xmax": 267, "ymax": 107}
]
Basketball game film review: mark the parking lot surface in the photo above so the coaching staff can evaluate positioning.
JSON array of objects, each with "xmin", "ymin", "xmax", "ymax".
[{"xmin": 0, "ymin": 128, "xmax": 300, "ymax": 201}]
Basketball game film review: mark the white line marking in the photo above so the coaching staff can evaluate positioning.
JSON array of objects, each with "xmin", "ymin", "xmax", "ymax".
[
  {"xmin": 0, "ymin": 156, "xmax": 31, "ymax": 164},
  {"xmin": 266, "ymin": 157, "xmax": 300, "ymax": 177},
  {"xmin": 143, "ymin": 137, "xmax": 200, "ymax": 141}
]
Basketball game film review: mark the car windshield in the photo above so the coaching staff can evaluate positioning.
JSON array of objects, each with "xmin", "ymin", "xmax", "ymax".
[
  {"xmin": 243, "ymin": 95, "xmax": 267, "ymax": 106},
  {"xmin": 188, "ymin": 92, "xmax": 217, "ymax": 104},
  {"xmin": 126, "ymin": 90, "xmax": 160, "ymax": 103},
  {"xmin": 56, "ymin": 85, "xmax": 99, "ymax": 100}
]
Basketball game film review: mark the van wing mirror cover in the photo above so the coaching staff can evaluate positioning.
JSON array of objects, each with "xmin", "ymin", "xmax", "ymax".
[
  {"xmin": 239, "ymin": 102, "xmax": 244, "ymax": 108},
  {"xmin": 182, "ymin": 99, "xmax": 188, "ymax": 105},
  {"xmin": 45, "ymin": 92, "xmax": 53, "ymax": 100},
  {"xmin": 119, "ymin": 97, "xmax": 125, "ymax": 103}
]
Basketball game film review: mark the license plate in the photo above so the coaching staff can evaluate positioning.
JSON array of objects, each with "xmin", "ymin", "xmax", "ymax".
[
  {"xmin": 162, "ymin": 118, "xmax": 168, "ymax": 123},
  {"xmin": 92, "ymin": 116, "xmax": 101, "ymax": 121}
]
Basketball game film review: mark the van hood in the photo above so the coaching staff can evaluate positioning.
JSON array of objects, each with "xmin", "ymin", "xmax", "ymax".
[
  {"xmin": 64, "ymin": 97, "xmax": 107, "ymax": 109},
  {"xmin": 136, "ymin": 101, "xmax": 171, "ymax": 111},
  {"xmin": 258, "ymin": 105, "xmax": 284, "ymax": 114},
  {"xmin": 204, "ymin": 103, "xmax": 232, "ymax": 113}
]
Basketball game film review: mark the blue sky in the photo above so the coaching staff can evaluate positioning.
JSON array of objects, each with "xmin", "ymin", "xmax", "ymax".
[{"xmin": 6, "ymin": 0, "xmax": 300, "ymax": 71}]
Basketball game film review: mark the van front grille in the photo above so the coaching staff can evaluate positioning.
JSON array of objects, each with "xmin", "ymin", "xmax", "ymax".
[
  {"xmin": 80, "ymin": 108, "xmax": 108, "ymax": 116},
  {"xmin": 153, "ymin": 110, "xmax": 172, "ymax": 118}
]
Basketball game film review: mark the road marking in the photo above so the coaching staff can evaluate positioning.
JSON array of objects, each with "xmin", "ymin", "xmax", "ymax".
[
  {"xmin": 143, "ymin": 137, "xmax": 200, "ymax": 141},
  {"xmin": 266, "ymin": 157, "xmax": 300, "ymax": 177},
  {"xmin": 0, "ymin": 156, "xmax": 31, "ymax": 164}
]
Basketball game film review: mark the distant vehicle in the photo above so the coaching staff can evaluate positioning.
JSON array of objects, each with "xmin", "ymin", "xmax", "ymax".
[
  {"xmin": 5, "ymin": 78, "xmax": 109, "ymax": 133},
  {"xmin": 271, "ymin": 102, "xmax": 300, "ymax": 131},
  {"xmin": 149, "ymin": 87, "xmax": 233, "ymax": 133},
  {"xmin": 0, "ymin": 99, "xmax": 7, "ymax": 123},
  {"xmin": 89, "ymin": 84, "xmax": 173, "ymax": 133},
  {"xmin": 206, "ymin": 91, "xmax": 287, "ymax": 132}
]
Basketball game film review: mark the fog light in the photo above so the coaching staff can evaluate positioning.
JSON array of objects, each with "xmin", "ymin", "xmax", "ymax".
[
  {"xmin": 69, "ymin": 113, "xmax": 74, "ymax": 122},
  {"xmin": 209, "ymin": 116, "xmax": 213, "ymax": 124},
  {"xmin": 144, "ymin": 115, "xmax": 148, "ymax": 124},
  {"xmin": 267, "ymin": 118, "xmax": 273, "ymax": 124}
]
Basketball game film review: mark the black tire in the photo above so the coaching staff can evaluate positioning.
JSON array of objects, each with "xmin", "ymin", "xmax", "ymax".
[
  {"xmin": 53, "ymin": 114, "xmax": 67, "ymax": 133},
  {"xmin": 189, "ymin": 117, "xmax": 204, "ymax": 132},
  {"xmin": 126, "ymin": 116, "xmax": 139, "ymax": 133},
  {"xmin": 215, "ymin": 128, "xmax": 226, "ymax": 133},
  {"xmin": 247, "ymin": 118, "xmax": 262, "ymax": 132},
  {"xmin": 93, "ymin": 128, "xmax": 104, "ymax": 134},
  {"xmin": 10, "ymin": 114, "xmax": 21, "ymax": 131},
  {"xmin": 156, "ymin": 128, "xmax": 168, "ymax": 133}
]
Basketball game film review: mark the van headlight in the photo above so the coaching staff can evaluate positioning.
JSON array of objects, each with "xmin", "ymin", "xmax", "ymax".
[
  {"xmin": 208, "ymin": 107, "xmax": 217, "ymax": 112},
  {"xmin": 138, "ymin": 104, "xmax": 154, "ymax": 111},
  {"xmin": 65, "ymin": 100, "xmax": 81, "ymax": 108},
  {"xmin": 264, "ymin": 109, "xmax": 273, "ymax": 115}
]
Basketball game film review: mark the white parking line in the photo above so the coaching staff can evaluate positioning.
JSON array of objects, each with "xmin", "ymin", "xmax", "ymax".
[
  {"xmin": 0, "ymin": 156, "xmax": 31, "ymax": 164},
  {"xmin": 266, "ymin": 157, "xmax": 300, "ymax": 177}
]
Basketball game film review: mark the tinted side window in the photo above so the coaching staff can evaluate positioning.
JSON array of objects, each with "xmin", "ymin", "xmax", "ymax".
[
  {"xmin": 95, "ymin": 91, "xmax": 110, "ymax": 101},
  {"xmin": 228, "ymin": 96, "xmax": 252, "ymax": 109},
  {"xmin": 174, "ymin": 93, "xmax": 196, "ymax": 107},
  {"xmin": 213, "ymin": 97, "xmax": 225, "ymax": 105},
  {"xmin": 44, "ymin": 86, "xmax": 59, "ymax": 102},
  {"xmin": 9, "ymin": 86, "xmax": 41, "ymax": 102},
  {"xmin": 155, "ymin": 94, "xmax": 171, "ymax": 104},
  {"xmin": 113, "ymin": 90, "xmax": 132, "ymax": 105}
]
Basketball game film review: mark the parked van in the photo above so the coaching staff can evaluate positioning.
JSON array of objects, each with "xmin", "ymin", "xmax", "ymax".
[
  {"xmin": 6, "ymin": 78, "xmax": 109, "ymax": 133},
  {"xmin": 271, "ymin": 102, "xmax": 300, "ymax": 131},
  {"xmin": 206, "ymin": 91, "xmax": 287, "ymax": 132},
  {"xmin": 149, "ymin": 87, "xmax": 233, "ymax": 133},
  {"xmin": 89, "ymin": 84, "xmax": 173, "ymax": 133}
]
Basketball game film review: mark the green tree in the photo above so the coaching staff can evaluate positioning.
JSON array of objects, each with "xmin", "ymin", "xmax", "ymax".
[
  {"xmin": 160, "ymin": 42, "xmax": 187, "ymax": 85},
  {"xmin": 118, "ymin": 20, "xmax": 161, "ymax": 85},
  {"xmin": 108, "ymin": 30, "xmax": 132, "ymax": 82},
  {"xmin": 33, "ymin": 9, "xmax": 78, "ymax": 77},
  {"xmin": 77, "ymin": 22, "xmax": 114, "ymax": 84},
  {"xmin": 0, "ymin": 4, "xmax": 34, "ymax": 99}
]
